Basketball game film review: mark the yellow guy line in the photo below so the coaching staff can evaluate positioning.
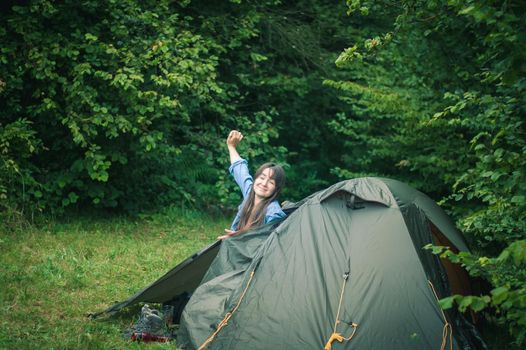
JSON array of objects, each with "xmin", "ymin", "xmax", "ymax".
[
  {"xmin": 197, "ymin": 270, "xmax": 256, "ymax": 350},
  {"xmin": 428, "ymin": 280, "xmax": 453, "ymax": 350},
  {"xmin": 324, "ymin": 273, "xmax": 358, "ymax": 350}
]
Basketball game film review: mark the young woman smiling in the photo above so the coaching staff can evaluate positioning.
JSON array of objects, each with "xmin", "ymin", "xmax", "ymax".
[{"xmin": 217, "ymin": 130, "xmax": 286, "ymax": 240}]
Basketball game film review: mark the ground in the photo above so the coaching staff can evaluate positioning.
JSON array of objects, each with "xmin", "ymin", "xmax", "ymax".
[{"xmin": 0, "ymin": 208, "xmax": 228, "ymax": 349}]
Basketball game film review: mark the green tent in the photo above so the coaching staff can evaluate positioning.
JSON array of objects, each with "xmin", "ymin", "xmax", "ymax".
[{"xmin": 101, "ymin": 177, "xmax": 487, "ymax": 349}]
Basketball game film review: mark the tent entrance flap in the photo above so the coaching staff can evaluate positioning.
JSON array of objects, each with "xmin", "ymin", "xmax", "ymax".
[{"xmin": 93, "ymin": 241, "xmax": 221, "ymax": 318}]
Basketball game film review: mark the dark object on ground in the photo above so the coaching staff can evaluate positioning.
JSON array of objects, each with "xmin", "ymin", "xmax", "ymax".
[
  {"xmin": 123, "ymin": 304, "xmax": 175, "ymax": 342},
  {"xmin": 131, "ymin": 332, "xmax": 171, "ymax": 343}
]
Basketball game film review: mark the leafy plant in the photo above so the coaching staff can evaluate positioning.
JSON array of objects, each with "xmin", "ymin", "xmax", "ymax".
[{"xmin": 333, "ymin": 0, "xmax": 525, "ymax": 346}]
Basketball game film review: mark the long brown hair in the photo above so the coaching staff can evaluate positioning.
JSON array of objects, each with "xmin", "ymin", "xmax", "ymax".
[{"xmin": 237, "ymin": 162, "xmax": 285, "ymax": 232}]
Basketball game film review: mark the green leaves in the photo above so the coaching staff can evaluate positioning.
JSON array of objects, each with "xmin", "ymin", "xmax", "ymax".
[
  {"xmin": 335, "ymin": 45, "xmax": 362, "ymax": 67},
  {"xmin": 0, "ymin": 119, "xmax": 42, "ymax": 216},
  {"xmin": 439, "ymin": 296, "xmax": 455, "ymax": 309},
  {"xmin": 491, "ymin": 286, "xmax": 509, "ymax": 305},
  {"xmin": 427, "ymin": 240, "xmax": 526, "ymax": 345},
  {"xmin": 335, "ymin": 1, "xmax": 525, "ymax": 345},
  {"xmin": 1, "ymin": 0, "xmax": 304, "ymax": 214},
  {"xmin": 0, "ymin": 0, "xmax": 236, "ymax": 213},
  {"xmin": 438, "ymin": 294, "xmax": 491, "ymax": 313}
]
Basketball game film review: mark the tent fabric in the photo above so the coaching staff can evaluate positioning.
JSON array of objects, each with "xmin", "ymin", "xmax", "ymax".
[
  {"xmin": 93, "ymin": 241, "xmax": 221, "ymax": 318},
  {"xmin": 177, "ymin": 177, "xmax": 486, "ymax": 350},
  {"xmin": 98, "ymin": 177, "xmax": 487, "ymax": 349}
]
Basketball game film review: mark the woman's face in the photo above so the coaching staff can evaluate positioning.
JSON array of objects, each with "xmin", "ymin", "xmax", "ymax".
[{"xmin": 253, "ymin": 168, "xmax": 276, "ymax": 199}]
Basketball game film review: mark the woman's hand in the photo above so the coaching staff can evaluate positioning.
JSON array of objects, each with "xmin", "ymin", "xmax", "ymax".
[
  {"xmin": 227, "ymin": 130, "xmax": 243, "ymax": 148},
  {"xmin": 217, "ymin": 229, "xmax": 237, "ymax": 240}
]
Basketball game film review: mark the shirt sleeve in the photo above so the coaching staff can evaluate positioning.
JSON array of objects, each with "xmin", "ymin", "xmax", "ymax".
[
  {"xmin": 229, "ymin": 158, "xmax": 253, "ymax": 199},
  {"xmin": 264, "ymin": 201, "xmax": 287, "ymax": 225}
]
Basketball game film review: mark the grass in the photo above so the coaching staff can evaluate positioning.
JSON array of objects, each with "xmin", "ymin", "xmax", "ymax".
[{"xmin": 0, "ymin": 207, "xmax": 230, "ymax": 350}]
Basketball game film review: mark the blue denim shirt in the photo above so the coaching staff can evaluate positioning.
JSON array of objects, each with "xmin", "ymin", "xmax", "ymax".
[{"xmin": 229, "ymin": 159, "xmax": 286, "ymax": 231}]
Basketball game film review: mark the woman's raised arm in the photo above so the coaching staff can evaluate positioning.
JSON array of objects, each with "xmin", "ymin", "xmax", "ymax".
[{"xmin": 227, "ymin": 130, "xmax": 243, "ymax": 164}]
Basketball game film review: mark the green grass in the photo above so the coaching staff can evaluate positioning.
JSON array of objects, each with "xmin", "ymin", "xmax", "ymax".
[{"xmin": 0, "ymin": 207, "xmax": 230, "ymax": 350}]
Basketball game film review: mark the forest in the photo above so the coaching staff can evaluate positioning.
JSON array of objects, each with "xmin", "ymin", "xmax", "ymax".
[{"xmin": 1, "ymin": 0, "xmax": 525, "ymax": 347}]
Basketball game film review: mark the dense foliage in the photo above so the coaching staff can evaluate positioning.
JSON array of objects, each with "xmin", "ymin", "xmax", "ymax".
[
  {"xmin": 0, "ymin": 0, "xmax": 289, "ymax": 218},
  {"xmin": 1, "ymin": 0, "xmax": 524, "ymax": 346},
  {"xmin": 335, "ymin": 0, "xmax": 526, "ymax": 346}
]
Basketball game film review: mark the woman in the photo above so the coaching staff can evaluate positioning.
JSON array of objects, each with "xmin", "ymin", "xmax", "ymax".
[{"xmin": 217, "ymin": 130, "xmax": 286, "ymax": 240}]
